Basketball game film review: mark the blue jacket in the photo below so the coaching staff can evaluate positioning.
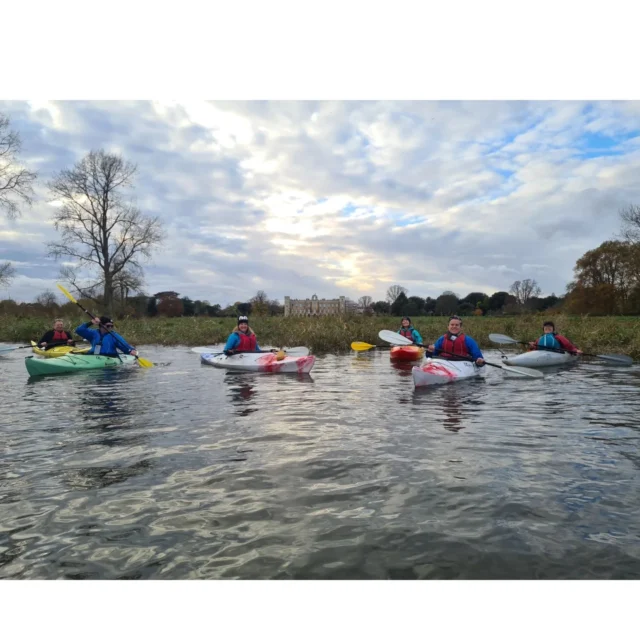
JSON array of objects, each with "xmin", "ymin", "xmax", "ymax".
[
  {"xmin": 398, "ymin": 326, "xmax": 423, "ymax": 345},
  {"xmin": 223, "ymin": 332, "xmax": 261, "ymax": 352},
  {"xmin": 432, "ymin": 334, "xmax": 483, "ymax": 360},
  {"xmin": 75, "ymin": 322, "xmax": 135, "ymax": 356}
]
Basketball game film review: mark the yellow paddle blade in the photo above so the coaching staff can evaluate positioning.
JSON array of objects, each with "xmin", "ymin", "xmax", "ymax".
[
  {"xmin": 57, "ymin": 283, "xmax": 77, "ymax": 304},
  {"xmin": 136, "ymin": 356, "xmax": 154, "ymax": 368},
  {"xmin": 31, "ymin": 340, "xmax": 37, "ymax": 347},
  {"xmin": 351, "ymin": 341, "xmax": 376, "ymax": 351},
  {"xmin": 275, "ymin": 350, "xmax": 286, "ymax": 361}
]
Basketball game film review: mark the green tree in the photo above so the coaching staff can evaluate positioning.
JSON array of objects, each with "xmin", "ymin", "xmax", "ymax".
[{"xmin": 390, "ymin": 291, "xmax": 409, "ymax": 316}]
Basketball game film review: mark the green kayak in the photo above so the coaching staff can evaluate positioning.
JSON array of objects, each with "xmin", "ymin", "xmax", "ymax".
[{"xmin": 25, "ymin": 353, "xmax": 138, "ymax": 376}]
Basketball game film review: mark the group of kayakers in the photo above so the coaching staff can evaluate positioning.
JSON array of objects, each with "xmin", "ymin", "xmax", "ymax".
[
  {"xmin": 394, "ymin": 315, "xmax": 581, "ymax": 365},
  {"xmin": 35, "ymin": 313, "xmax": 582, "ymax": 362},
  {"xmin": 37, "ymin": 316, "xmax": 138, "ymax": 358}
]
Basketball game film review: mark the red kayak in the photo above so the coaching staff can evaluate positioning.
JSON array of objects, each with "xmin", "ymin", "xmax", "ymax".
[{"xmin": 390, "ymin": 345, "xmax": 425, "ymax": 361}]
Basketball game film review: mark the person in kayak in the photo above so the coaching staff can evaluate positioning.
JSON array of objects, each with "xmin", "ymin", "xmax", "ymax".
[
  {"xmin": 75, "ymin": 316, "xmax": 138, "ymax": 357},
  {"xmin": 223, "ymin": 315, "xmax": 265, "ymax": 355},
  {"xmin": 38, "ymin": 319, "xmax": 76, "ymax": 348},
  {"xmin": 397, "ymin": 316, "xmax": 423, "ymax": 345},
  {"xmin": 528, "ymin": 321, "xmax": 583, "ymax": 355},
  {"xmin": 426, "ymin": 315, "xmax": 485, "ymax": 365}
]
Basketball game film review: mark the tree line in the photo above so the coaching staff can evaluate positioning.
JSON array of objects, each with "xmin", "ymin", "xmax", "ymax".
[
  {"xmin": 3, "ymin": 111, "xmax": 640, "ymax": 318},
  {"xmin": 355, "ymin": 280, "xmax": 561, "ymax": 317}
]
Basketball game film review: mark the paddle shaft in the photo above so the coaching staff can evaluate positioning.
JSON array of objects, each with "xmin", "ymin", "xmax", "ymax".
[
  {"xmin": 428, "ymin": 348, "xmax": 489, "ymax": 366},
  {"xmin": 504, "ymin": 338, "xmax": 580, "ymax": 356}
]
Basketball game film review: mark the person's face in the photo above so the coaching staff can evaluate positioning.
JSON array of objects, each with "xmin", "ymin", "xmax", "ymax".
[
  {"xmin": 448, "ymin": 319, "xmax": 462, "ymax": 335},
  {"xmin": 100, "ymin": 322, "xmax": 114, "ymax": 334},
  {"xmin": 54, "ymin": 321, "xmax": 64, "ymax": 332},
  {"xmin": 401, "ymin": 319, "xmax": 410, "ymax": 328},
  {"xmin": 543, "ymin": 325, "xmax": 554, "ymax": 334},
  {"xmin": 238, "ymin": 322, "xmax": 249, "ymax": 332}
]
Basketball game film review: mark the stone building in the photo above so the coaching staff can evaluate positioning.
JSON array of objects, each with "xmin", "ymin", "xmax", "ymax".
[{"xmin": 284, "ymin": 294, "xmax": 347, "ymax": 317}]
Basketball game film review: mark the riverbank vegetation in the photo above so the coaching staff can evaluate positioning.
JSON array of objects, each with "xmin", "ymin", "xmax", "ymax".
[{"xmin": 2, "ymin": 314, "xmax": 640, "ymax": 358}]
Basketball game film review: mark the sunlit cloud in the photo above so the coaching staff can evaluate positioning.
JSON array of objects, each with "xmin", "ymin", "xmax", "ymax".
[{"xmin": 1, "ymin": 100, "xmax": 640, "ymax": 303}]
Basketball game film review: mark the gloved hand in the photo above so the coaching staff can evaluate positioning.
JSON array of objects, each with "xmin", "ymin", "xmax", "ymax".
[{"xmin": 223, "ymin": 349, "xmax": 234, "ymax": 356}]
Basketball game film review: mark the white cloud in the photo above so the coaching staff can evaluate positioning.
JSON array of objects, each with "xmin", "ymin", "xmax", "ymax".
[{"xmin": 1, "ymin": 100, "xmax": 640, "ymax": 304}]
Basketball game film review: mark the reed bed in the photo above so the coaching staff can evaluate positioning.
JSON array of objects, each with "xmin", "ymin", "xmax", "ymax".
[{"xmin": 2, "ymin": 314, "xmax": 640, "ymax": 358}]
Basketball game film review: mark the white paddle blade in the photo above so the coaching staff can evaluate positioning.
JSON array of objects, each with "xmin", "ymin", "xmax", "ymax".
[
  {"xmin": 378, "ymin": 330, "xmax": 413, "ymax": 346},
  {"xmin": 0, "ymin": 346, "xmax": 19, "ymax": 354},
  {"xmin": 501, "ymin": 364, "xmax": 544, "ymax": 378},
  {"xmin": 596, "ymin": 354, "xmax": 633, "ymax": 365},
  {"xmin": 281, "ymin": 347, "xmax": 310, "ymax": 356},
  {"xmin": 489, "ymin": 333, "xmax": 519, "ymax": 345}
]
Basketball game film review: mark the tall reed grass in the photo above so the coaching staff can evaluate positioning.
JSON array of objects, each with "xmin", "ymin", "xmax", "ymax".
[{"xmin": 1, "ymin": 314, "xmax": 639, "ymax": 357}]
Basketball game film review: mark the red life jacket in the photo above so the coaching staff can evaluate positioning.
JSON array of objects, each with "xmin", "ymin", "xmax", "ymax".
[
  {"xmin": 53, "ymin": 330, "xmax": 70, "ymax": 342},
  {"xmin": 440, "ymin": 332, "xmax": 469, "ymax": 358},
  {"xmin": 235, "ymin": 329, "xmax": 257, "ymax": 352},
  {"xmin": 399, "ymin": 328, "xmax": 414, "ymax": 341}
]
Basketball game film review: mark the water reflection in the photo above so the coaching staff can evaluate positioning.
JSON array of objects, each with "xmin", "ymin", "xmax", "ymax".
[
  {"xmin": 5, "ymin": 345, "xmax": 640, "ymax": 579},
  {"xmin": 75, "ymin": 368, "xmax": 147, "ymax": 448},
  {"xmin": 224, "ymin": 373, "xmax": 259, "ymax": 416}
]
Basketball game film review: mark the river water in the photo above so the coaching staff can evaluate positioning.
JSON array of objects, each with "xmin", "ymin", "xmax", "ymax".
[{"xmin": 2, "ymin": 344, "xmax": 640, "ymax": 579}]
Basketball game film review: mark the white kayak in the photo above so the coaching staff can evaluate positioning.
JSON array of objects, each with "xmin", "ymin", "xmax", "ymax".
[
  {"xmin": 502, "ymin": 350, "xmax": 578, "ymax": 368},
  {"xmin": 200, "ymin": 351, "xmax": 316, "ymax": 373},
  {"xmin": 412, "ymin": 358, "xmax": 483, "ymax": 387}
]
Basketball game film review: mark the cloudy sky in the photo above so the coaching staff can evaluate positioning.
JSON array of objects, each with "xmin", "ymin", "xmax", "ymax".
[{"xmin": 2, "ymin": 100, "xmax": 640, "ymax": 305}]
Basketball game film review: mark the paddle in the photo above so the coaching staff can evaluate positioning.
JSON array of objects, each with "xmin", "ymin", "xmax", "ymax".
[
  {"xmin": 1, "ymin": 341, "xmax": 85, "ymax": 354},
  {"xmin": 489, "ymin": 333, "xmax": 633, "ymax": 366},
  {"xmin": 429, "ymin": 347, "xmax": 544, "ymax": 379},
  {"xmin": 56, "ymin": 284, "xmax": 153, "ymax": 368},
  {"xmin": 191, "ymin": 346, "xmax": 310, "ymax": 357},
  {"xmin": 351, "ymin": 341, "xmax": 423, "ymax": 352},
  {"xmin": 31, "ymin": 340, "xmax": 81, "ymax": 351},
  {"xmin": 0, "ymin": 344, "xmax": 33, "ymax": 354}
]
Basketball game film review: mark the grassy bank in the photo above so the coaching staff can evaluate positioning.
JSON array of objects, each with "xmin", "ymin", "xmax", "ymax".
[{"xmin": 2, "ymin": 314, "xmax": 640, "ymax": 357}]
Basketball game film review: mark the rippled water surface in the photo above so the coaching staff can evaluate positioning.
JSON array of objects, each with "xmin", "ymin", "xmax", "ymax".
[{"xmin": 2, "ymin": 344, "xmax": 640, "ymax": 579}]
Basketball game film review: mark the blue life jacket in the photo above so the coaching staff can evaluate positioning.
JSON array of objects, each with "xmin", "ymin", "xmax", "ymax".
[{"xmin": 537, "ymin": 333, "xmax": 561, "ymax": 350}]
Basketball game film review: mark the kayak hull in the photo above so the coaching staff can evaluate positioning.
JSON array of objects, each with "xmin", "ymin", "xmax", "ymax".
[
  {"xmin": 412, "ymin": 358, "xmax": 482, "ymax": 387},
  {"xmin": 390, "ymin": 345, "xmax": 424, "ymax": 361},
  {"xmin": 201, "ymin": 352, "xmax": 316, "ymax": 373},
  {"xmin": 502, "ymin": 350, "xmax": 578, "ymax": 368},
  {"xmin": 25, "ymin": 354, "xmax": 137, "ymax": 376},
  {"xmin": 31, "ymin": 343, "xmax": 90, "ymax": 358}
]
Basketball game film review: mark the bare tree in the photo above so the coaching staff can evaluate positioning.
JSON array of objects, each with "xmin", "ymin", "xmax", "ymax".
[
  {"xmin": 386, "ymin": 284, "xmax": 408, "ymax": 304},
  {"xmin": 34, "ymin": 290, "xmax": 59, "ymax": 307},
  {"xmin": 113, "ymin": 264, "xmax": 146, "ymax": 307},
  {"xmin": 250, "ymin": 290, "xmax": 269, "ymax": 304},
  {"xmin": 620, "ymin": 204, "xmax": 640, "ymax": 244},
  {"xmin": 47, "ymin": 150, "xmax": 165, "ymax": 315},
  {"xmin": 358, "ymin": 295, "xmax": 373, "ymax": 310},
  {"xmin": 0, "ymin": 261, "xmax": 16, "ymax": 287},
  {"xmin": 509, "ymin": 279, "xmax": 541, "ymax": 306},
  {"xmin": 0, "ymin": 114, "xmax": 37, "ymax": 219},
  {"xmin": 250, "ymin": 290, "xmax": 270, "ymax": 315}
]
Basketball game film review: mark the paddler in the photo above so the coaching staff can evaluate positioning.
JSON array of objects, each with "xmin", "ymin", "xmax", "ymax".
[
  {"xmin": 397, "ymin": 316, "xmax": 424, "ymax": 345},
  {"xmin": 38, "ymin": 318, "xmax": 75, "ymax": 348},
  {"xmin": 426, "ymin": 315, "xmax": 485, "ymax": 365},
  {"xmin": 75, "ymin": 315, "xmax": 138, "ymax": 357},
  {"xmin": 528, "ymin": 321, "xmax": 583, "ymax": 355},
  {"xmin": 223, "ymin": 315, "xmax": 269, "ymax": 355}
]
